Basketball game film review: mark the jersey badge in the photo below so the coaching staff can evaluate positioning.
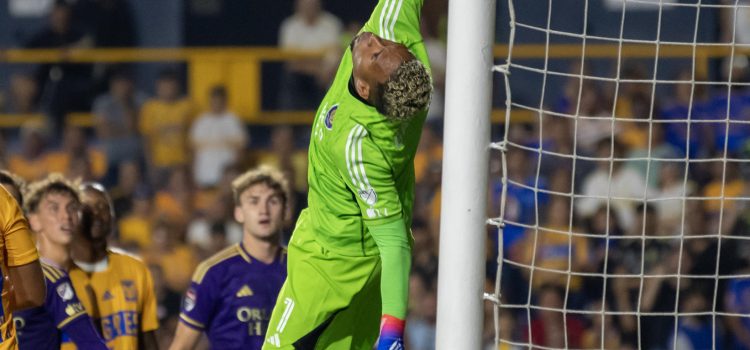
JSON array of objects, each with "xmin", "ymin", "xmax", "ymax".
[
  {"xmin": 325, "ymin": 105, "xmax": 338, "ymax": 130},
  {"xmin": 358, "ymin": 188, "xmax": 378, "ymax": 206},
  {"xmin": 236, "ymin": 285, "xmax": 254, "ymax": 298},
  {"xmin": 57, "ymin": 282, "xmax": 74, "ymax": 301},
  {"xmin": 184, "ymin": 288, "xmax": 197, "ymax": 311},
  {"xmin": 102, "ymin": 290, "xmax": 113, "ymax": 301},
  {"xmin": 122, "ymin": 280, "xmax": 137, "ymax": 302}
]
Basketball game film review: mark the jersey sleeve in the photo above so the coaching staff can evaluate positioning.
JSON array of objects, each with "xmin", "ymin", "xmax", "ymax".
[
  {"xmin": 362, "ymin": 0, "xmax": 423, "ymax": 46},
  {"xmin": 41, "ymin": 266, "xmax": 88, "ymax": 329},
  {"xmin": 1, "ymin": 189, "xmax": 39, "ymax": 267},
  {"xmin": 340, "ymin": 125, "xmax": 403, "ymax": 226},
  {"xmin": 139, "ymin": 265, "xmax": 159, "ymax": 332},
  {"xmin": 178, "ymin": 268, "xmax": 217, "ymax": 330}
]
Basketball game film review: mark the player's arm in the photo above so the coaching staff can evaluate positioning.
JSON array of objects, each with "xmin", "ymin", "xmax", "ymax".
[
  {"xmin": 43, "ymin": 266, "xmax": 108, "ymax": 349},
  {"xmin": 362, "ymin": 0, "xmax": 424, "ymax": 46},
  {"xmin": 7, "ymin": 262, "xmax": 45, "ymax": 310},
  {"xmin": 169, "ymin": 323, "xmax": 201, "ymax": 350},
  {"xmin": 3, "ymin": 189, "xmax": 45, "ymax": 310},
  {"xmin": 171, "ymin": 265, "xmax": 215, "ymax": 350},
  {"xmin": 140, "ymin": 265, "xmax": 160, "ymax": 350},
  {"xmin": 341, "ymin": 130, "xmax": 410, "ymax": 349},
  {"xmin": 139, "ymin": 330, "xmax": 159, "ymax": 350}
]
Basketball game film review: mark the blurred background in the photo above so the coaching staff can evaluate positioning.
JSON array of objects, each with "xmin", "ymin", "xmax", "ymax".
[{"xmin": 1, "ymin": 0, "xmax": 750, "ymax": 349}]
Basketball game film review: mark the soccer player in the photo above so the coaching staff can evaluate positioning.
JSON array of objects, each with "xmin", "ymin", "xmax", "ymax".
[
  {"xmin": 263, "ymin": 0, "xmax": 432, "ymax": 348},
  {"xmin": 169, "ymin": 166, "xmax": 289, "ymax": 350},
  {"xmin": 0, "ymin": 175, "xmax": 45, "ymax": 348},
  {"xmin": 65, "ymin": 182, "xmax": 159, "ymax": 350},
  {"xmin": 13, "ymin": 174, "xmax": 107, "ymax": 350}
]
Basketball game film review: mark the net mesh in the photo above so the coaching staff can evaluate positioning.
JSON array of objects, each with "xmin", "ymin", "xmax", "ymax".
[{"xmin": 488, "ymin": 1, "xmax": 750, "ymax": 349}]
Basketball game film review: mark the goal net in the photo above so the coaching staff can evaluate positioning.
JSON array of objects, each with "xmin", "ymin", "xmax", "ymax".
[{"xmin": 488, "ymin": 1, "xmax": 750, "ymax": 349}]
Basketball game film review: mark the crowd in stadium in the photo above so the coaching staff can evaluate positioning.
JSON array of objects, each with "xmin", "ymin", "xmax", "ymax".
[{"xmin": 1, "ymin": 0, "xmax": 750, "ymax": 349}]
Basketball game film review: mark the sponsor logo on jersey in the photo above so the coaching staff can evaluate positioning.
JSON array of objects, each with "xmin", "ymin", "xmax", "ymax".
[
  {"xmin": 57, "ymin": 282, "xmax": 74, "ymax": 301},
  {"xmin": 358, "ymin": 188, "xmax": 378, "ymax": 205},
  {"xmin": 325, "ymin": 105, "xmax": 338, "ymax": 130},
  {"xmin": 65, "ymin": 302, "xmax": 85, "ymax": 316},
  {"xmin": 184, "ymin": 288, "xmax": 197, "ymax": 312},
  {"xmin": 236, "ymin": 285, "xmax": 254, "ymax": 297}
]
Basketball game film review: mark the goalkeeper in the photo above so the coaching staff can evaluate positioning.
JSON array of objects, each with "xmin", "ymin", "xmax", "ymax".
[{"xmin": 263, "ymin": 0, "xmax": 432, "ymax": 349}]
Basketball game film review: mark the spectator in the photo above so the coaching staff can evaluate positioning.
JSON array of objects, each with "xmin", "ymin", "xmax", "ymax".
[
  {"xmin": 25, "ymin": 1, "xmax": 93, "ymax": 137},
  {"xmin": 45, "ymin": 125, "xmax": 106, "ymax": 179},
  {"xmin": 189, "ymin": 86, "xmax": 247, "ymax": 188},
  {"xmin": 92, "ymin": 69, "xmax": 146, "ymax": 185},
  {"xmin": 7, "ymin": 121, "xmax": 52, "ymax": 181},
  {"xmin": 577, "ymin": 138, "xmax": 652, "ymax": 232},
  {"xmin": 670, "ymin": 286, "xmax": 722, "ymax": 350},
  {"xmin": 145, "ymin": 219, "xmax": 198, "ymax": 294},
  {"xmin": 653, "ymin": 162, "xmax": 695, "ymax": 235},
  {"xmin": 154, "ymin": 166, "xmax": 194, "ymax": 227},
  {"xmin": 257, "ymin": 126, "xmax": 308, "ymax": 193},
  {"xmin": 725, "ymin": 266, "xmax": 750, "ymax": 350},
  {"xmin": 110, "ymin": 160, "xmax": 145, "ymax": 218},
  {"xmin": 703, "ymin": 160, "xmax": 745, "ymax": 217},
  {"xmin": 525, "ymin": 284, "xmax": 585, "ymax": 348},
  {"xmin": 186, "ymin": 194, "xmax": 243, "ymax": 252},
  {"xmin": 2, "ymin": 73, "xmax": 39, "ymax": 114},
  {"xmin": 118, "ymin": 188, "xmax": 154, "ymax": 251},
  {"xmin": 278, "ymin": 0, "xmax": 342, "ymax": 109},
  {"xmin": 139, "ymin": 69, "xmax": 193, "ymax": 185},
  {"xmin": 518, "ymin": 197, "xmax": 590, "ymax": 292},
  {"xmin": 659, "ymin": 69, "xmax": 710, "ymax": 158}
]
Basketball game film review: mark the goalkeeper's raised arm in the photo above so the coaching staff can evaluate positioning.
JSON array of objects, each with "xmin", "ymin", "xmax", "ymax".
[{"xmin": 263, "ymin": 0, "xmax": 432, "ymax": 348}]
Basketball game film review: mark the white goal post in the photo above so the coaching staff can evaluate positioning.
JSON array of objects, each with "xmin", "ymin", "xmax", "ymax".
[{"xmin": 435, "ymin": 0, "xmax": 496, "ymax": 348}]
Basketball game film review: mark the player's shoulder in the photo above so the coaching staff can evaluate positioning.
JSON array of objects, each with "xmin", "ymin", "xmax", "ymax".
[
  {"xmin": 41, "ymin": 262, "xmax": 67, "ymax": 284},
  {"xmin": 192, "ymin": 244, "xmax": 244, "ymax": 284},
  {"xmin": 107, "ymin": 248, "xmax": 150, "ymax": 272}
]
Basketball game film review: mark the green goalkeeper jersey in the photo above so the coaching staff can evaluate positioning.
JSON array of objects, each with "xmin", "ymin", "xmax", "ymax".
[{"xmin": 302, "ymin": 0, "xmax": 430, "ymax": 257}]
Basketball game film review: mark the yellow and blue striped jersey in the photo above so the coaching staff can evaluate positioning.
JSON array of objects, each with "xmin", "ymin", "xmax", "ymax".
[{"xmin": 64, "ymin": 249, "xmax": 158, "ymax": 350}]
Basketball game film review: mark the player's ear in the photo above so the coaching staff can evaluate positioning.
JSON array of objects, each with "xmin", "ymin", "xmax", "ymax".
[
  {"xmin": 355, "ymin": 77, "xmax": 370, "ymax": 100},
  {"xmin": 28, "ymin": 213, "xmax": 41, "ymax": 232},
  {"xmin": 234, "ymin": 205, "xmax": 245, "ymax": 224}
]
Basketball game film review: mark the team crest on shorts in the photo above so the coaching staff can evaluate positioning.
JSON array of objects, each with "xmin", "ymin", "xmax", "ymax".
[{"xmin": 325, "ymin": 105, "xmax": 338, "ymax": 130}]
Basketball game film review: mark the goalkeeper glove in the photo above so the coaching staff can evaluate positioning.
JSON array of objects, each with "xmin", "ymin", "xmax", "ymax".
[{"xmin": 377, "ymin": 314, "xmax": 405, "ymax": 350}]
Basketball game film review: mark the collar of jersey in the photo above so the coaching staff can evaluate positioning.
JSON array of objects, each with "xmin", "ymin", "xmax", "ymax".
[{"xmin": 73, "ymin": 256, "xmax": 109, "ymax": 273}]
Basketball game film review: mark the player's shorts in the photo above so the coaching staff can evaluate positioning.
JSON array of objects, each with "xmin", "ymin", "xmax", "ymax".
[{"xmin": 263, "ymin": 223, "xmax": 382, "ymax": 350}]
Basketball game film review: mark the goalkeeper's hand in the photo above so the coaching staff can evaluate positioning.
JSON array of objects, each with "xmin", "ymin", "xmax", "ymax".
[{"xmin": 377, "ymin": 314, "xmax": 405, "ymax": 350}]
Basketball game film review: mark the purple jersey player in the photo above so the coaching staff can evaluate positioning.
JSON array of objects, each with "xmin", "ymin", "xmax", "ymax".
[
  {"xmin": 170, "ymin": 167, "xmax": 290, "ymax": 350},
  {"xmin": 9, "ymin": 174, "xmax": 107, "ymax": 350},
  {"xmin": 15, "ymin": 262, "xmax": 107, "ymax": 350}
]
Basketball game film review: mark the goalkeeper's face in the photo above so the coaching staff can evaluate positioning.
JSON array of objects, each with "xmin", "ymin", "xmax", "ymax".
[
  {"xmin": 350, "ymin": 32, "xmax": 414, "ymax": 103},
  {"xmin": 234, "ymin": 183, "xmax": 285, "ymax": 241}
]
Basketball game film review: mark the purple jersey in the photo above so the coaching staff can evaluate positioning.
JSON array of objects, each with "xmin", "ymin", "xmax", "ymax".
[
  {"xmin": 14, "ymin": 263, "xmax": 105, "ymax": 350},
  {"xmin": 180, "ymin": 243, "xmax": 286, "ymax": 349}
]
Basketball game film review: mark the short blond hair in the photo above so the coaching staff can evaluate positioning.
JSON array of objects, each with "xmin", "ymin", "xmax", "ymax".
[
  {"xmin": 24, "ymin": 173, "xmax": 81, "ymax": 213},
  {"xmin": 231, "ymin": 166, "xmax": 291, "ymax": 207}
]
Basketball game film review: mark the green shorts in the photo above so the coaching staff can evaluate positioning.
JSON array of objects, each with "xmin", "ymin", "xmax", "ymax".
[{"xmin": 263, "ymin": 226, "xmax": 382, "ymax": 350}]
